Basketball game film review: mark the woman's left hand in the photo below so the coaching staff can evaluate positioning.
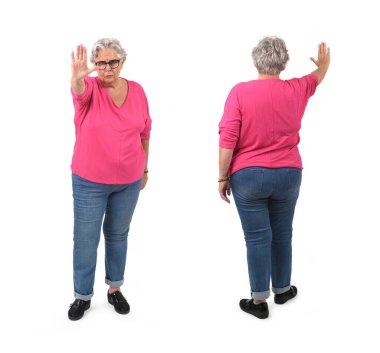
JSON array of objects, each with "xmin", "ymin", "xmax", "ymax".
[
  {"xmin": 141, "ymin": 173, "xmax": 148, "ymax": 190},
  {"xmin": 219, "ymin": 180, "xmax": 231, "ymax": 203}
]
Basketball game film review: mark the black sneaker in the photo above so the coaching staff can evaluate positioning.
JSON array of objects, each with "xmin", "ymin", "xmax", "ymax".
[
  {"xmin": 274, "ymin": 285, "xmax": 297, "ymax": 304},
  {"xmin": 239, "ymin": 299, "xmax": 269, "ymax": 319},
  {"xmin": 107, "ymin": 291, "xmax": 130, "ymax": 314},
  {"xmin": 68, "ymin": 299, "xmax": 91, "ymax": 321}
]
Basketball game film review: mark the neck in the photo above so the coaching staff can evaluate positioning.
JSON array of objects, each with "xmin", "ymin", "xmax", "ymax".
[
  {"xmin": 102, "ymin": 77, "xmax": 121, "ymax": 89},
  {"xmin": 258, "ymin": 73, "xmax": 280, "ymax": 80}
]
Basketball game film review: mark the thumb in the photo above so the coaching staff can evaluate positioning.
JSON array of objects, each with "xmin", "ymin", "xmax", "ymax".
[
  {"xmin": 310, "ymin": 57, "xmax": 318, "ymax": 66},
  {"xmin": 88, "ymin": 65, "xmax": 98, "ymax": 74}
]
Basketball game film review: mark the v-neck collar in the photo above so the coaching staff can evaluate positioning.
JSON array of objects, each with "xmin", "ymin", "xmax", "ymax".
[{"xmin": 97, "ymin": 77, "xmax": 129, "ymax": 109}]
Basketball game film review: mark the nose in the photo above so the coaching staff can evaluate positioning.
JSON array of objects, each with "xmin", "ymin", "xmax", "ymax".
[{"xmin": 104, "ymin": 63, "xmax": 112, "ymax": 71}]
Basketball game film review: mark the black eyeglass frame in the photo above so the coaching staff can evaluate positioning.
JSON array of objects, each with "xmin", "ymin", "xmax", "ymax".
[{"xmin": 95, "ymin": 59, "xmax": 121, "ymax": 70}]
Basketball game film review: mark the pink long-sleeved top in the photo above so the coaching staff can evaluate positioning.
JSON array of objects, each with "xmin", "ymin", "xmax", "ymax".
[
  {"xmin": 219, "ymin": 74, "xmax": 318, "ymax": 175},
  {"xmin": 71, "ymin": 76, "xmax": 152, "ymax": 184}
]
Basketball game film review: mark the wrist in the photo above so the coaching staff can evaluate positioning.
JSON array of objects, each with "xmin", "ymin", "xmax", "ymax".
[{"xmin": 218, "ymin": 176, "xmax": 230, "ymax": 182}]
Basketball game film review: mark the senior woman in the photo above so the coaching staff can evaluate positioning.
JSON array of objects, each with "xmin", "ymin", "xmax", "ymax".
[
  {"xmin": 218, "ymin": 37, "xmax": 330, "ymax": 319},
  {"xmin": 68, "ymin": 38, "xmax": 152, "ymax": 321}
]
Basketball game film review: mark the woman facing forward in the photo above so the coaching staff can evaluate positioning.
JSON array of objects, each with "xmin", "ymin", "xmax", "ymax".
[
  {"xmin": 218, "ymin": 37, "xmax": 330, "ymax": 319},
  {"xmin": 68, "ymin": 38, "xmax": 152, "ymax": 320}
]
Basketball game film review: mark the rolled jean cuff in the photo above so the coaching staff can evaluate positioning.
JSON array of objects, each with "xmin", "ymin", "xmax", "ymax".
[
  {"xmin": 251, "ymin": 290, "xmax": 270, "ymax": 300},
  {"xmin": 74, "ymin": 291, "xmax": 93, "ymax": 301},
  {"xmin": 105, "ymin": 278, "xmax": 124, "ymax": 288},
  {"xmin": 272, "ymin": 285, "xmax": 291, "ymax": 295}
]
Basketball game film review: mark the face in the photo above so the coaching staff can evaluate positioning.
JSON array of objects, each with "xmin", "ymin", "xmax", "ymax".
[{"xmin": 94, "ymin": 48, "xmax": 124, "ymax": 85}]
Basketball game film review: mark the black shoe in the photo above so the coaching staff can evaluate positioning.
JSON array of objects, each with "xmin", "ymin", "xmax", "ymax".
[
  {"xmin": 107, "ymin": 291, "xmax": 130, "ymax": 314},
  {"xmin": 68, "ymin": 299, "xmax": 91, "ymax": 321},
  {"xmin": 274, "ymin": 285, "xmax": 298, "ymax": 304},
  {"xmin": 239, "ymin": 299, "xmax": 269, "ymax": 319}
]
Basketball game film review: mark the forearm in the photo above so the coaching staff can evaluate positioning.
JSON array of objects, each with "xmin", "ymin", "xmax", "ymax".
[
  {"xmin": 312, "ymin": 64, "xmax": 329, "ymax": 85},
  {"xmin": 219, "ymin": 147, "xmax": 234, "ymax": 178},
  {"xmin": 141, "ymin": 139, "xmax": 150, "ymax": 171},
  {"xmin": 71, "ymin": 78, "xmax": 85, "ymax": 95}
]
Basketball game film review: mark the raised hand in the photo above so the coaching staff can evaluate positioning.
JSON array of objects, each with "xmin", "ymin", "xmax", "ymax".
[
  {"xmin": 310, "ymin": 42, "xmax": 330, "ymax": 84},
  {"xmin": 71, "ymin": 44, "xmax": 97, "ymax": 94},
  {"xmin": 310, "ymin": 42, "xmax": 330, "ymax": 68}
]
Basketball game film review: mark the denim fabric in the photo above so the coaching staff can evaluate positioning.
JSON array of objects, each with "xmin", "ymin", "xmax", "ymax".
[
  {"xmin": 231, "ymin": 167, "xmax": 302, "ymax": 300},
  {"xmin": 72, "ymin": 174, "xmax": 141, "ymax": 300}
]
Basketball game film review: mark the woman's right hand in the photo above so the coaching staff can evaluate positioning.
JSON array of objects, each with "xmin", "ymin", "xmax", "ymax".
[
  {"xmin": 310, "ymin": 42, "xmax": 330, "ymax": 68},
  {"xmin": 71, "ymin": 45, "xmax": 96, "ymax": 94},
  {"xmin": 310, "ymin": 42, "xmax": 330, "ymax": 85}
]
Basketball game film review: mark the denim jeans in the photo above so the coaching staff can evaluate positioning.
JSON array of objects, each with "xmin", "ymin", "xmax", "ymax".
[
  {"xmin": 72, "ymin": 174, "xmax": 141, "ymax": 300},
  {"xmin": 230, "ymin": 167, "xmax": 302, "ymax": 300}
]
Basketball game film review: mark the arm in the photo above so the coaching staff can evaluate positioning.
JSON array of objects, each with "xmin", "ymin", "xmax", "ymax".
[
  {"xmin": 71, "ymin": 44, "xmax": 97, "ymax": 94},
  {"xmin": 218, "ymin": 147, "xmax": 234, "ymax": 203},
  {"xmin": 141, "ymin": 139, "xmax": 150, "ymax": 190},
  {"xmin": 310, "ymin": 42, "xmax": 330, "ymax": 85}
]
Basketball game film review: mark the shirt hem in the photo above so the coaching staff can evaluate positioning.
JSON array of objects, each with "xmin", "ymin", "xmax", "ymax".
[{"xmin": 71, "ymin": 168, "xmax": 143, "ymax": 185}]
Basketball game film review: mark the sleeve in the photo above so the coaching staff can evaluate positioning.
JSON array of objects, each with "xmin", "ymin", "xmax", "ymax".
[
  {"xmin": 299, "ymin": 73, "xmax": 318, "ymax": 98},
  {"xmin": 140, "ymin": 87, "xmax": 152, "ymax": 140},
  {"xmin": 218, "ymin": 85, "xmax": 242, "ymax": 149},
  {"xmin": 287, "ymin": 74, "xmax": 318, "ymax": 99},
  {"xmin": 71, "ymin": 77, "xmax": 94, "ymax": 126},
  {"xmin": 296, "ymin": 74, "xmax": 318, "ymax": 118}
]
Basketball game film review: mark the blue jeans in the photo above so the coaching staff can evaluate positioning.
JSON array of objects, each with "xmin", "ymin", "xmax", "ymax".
[
  {"xmin": 72, "ymin": 174, "xmax": 141, "ymax": 300},
  {"xmin": 231, "ymin": 167, "xmax": 302, "ymax": 301}
]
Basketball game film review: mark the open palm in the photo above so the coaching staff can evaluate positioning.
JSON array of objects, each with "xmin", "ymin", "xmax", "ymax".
[{"xmin": 71, "ymin": 44, "xmax": 96, "ymax": 81}]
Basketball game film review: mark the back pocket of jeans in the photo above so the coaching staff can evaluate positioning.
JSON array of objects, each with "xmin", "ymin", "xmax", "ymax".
[{"xmin": 233, "ymin": 168, "xmax": 264, "ymax": 197}]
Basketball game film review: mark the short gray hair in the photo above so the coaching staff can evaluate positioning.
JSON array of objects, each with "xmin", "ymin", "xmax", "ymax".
[
  {"xmin": 251, "ymin": 36, "xmax": 289, "ymax": 74},
  {"xmin": 90, "ymin": 38, "xmax": 127, "ymax": 63}
]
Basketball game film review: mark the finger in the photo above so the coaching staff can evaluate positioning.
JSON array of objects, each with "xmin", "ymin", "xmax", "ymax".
[
  {"xmin": 88, "ymin": 65, "xmax": 98, "ymax": 74},
  {"xmin": 227, "ymin": 188, "xmax": 231, "ymax": 196},
  {"xmin": 76, "ymin": 45, "xmax": 80, "ymax": 60},
  {"xmin": 219, "ymin": 187, "xmax": 230, "ymax": 203},
  {"xmin": 83, "ymin": 46, "xmax": 88, "ymax": 62},
  {"xmin": 220, "ymin": 193, "xmax": 230, "ymax": 203},
  {"xmin": 78, "ymin": 44, "xmax": 84, "ymax": 61},
  {"xmin": 71, "ymin": 51, "xmax": 75, "ymax": 65},
  {"xmin": 322, "ymin": 42, "xmax": 327, "ymax": 57},
  {"xmin": 310, "ymin": 57, "xmax": 318, "ymax": 66}
]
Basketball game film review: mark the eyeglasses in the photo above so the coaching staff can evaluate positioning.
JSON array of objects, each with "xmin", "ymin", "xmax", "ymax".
[{"xmin": 95, "ymin": 59, "xmax": 121, "ymax": 70}]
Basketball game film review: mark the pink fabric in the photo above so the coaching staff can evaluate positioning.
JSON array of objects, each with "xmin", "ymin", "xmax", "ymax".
[
  {"xmin": 71, "ymin": 77, "xmax": 152, "ymax": 184},
  {"xmin": 219, "ymin": 74, "xmax": 318, "ymax": 175}
]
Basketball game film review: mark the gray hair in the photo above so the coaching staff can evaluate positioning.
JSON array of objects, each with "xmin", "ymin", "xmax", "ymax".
[
  {"xmin": 89, "ymin": 38, "xmax": 127, "ymax": 63},
  {"xmin": 251, "ymin": 36, "xmax": 289, "ymax": 74}
]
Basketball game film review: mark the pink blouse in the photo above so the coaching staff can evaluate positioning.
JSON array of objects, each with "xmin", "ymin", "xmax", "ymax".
[
  {"xmin": 71, "ymin": 77, "xmax": 152, "ymax": 184},
  {"xmin": 219, "ymin": 74, "xmax": 318, "ymax": 175}
]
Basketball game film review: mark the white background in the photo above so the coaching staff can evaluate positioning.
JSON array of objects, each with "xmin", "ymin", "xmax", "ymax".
[{"xmin": 1, "ymin": 0, "xmax": 379, "ymax": 351}]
